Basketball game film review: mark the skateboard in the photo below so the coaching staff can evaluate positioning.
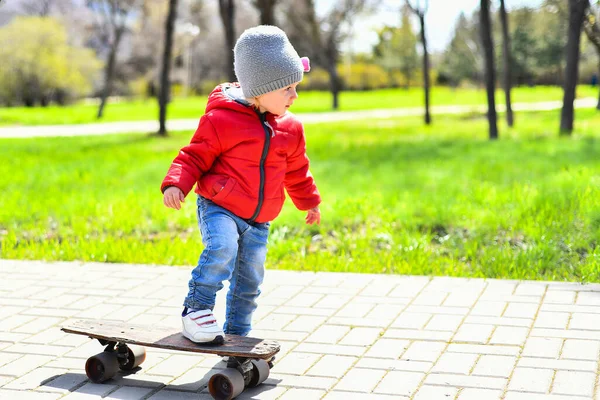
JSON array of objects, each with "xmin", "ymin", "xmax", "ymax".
[{"xmin": 61, "ymin": 319, "xmax": 280, "ymax": 400}]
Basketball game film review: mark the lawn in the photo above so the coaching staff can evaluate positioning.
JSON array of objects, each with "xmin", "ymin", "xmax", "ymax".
[
  {"xmin": 1, "ymin": 85, "xmax": 597, "ymax": 126},
  {"xmin": 2, "ymin": 107, "xmax": 600, "ymax": 282}
]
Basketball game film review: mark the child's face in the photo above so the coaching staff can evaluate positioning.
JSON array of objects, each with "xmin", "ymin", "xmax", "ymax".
[{"xmin": 256, "ymin": 82, "xmax": 300, "ymax": 116}]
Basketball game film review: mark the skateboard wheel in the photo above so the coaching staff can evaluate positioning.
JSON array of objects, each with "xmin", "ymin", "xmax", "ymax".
[
  {"xmin": 85, "ymin": 352, "xmax": 119, "ymax": 383},
  {"xmin": 248, "ymin": 359, "xmax": 270, "ymax": 387},
  {"xmin": 120, "ymin": 345, "xmax": 146, "ymax": 371},
  {"xmin": 208, "ymin": 368, "xmax": 245, "ymax": 400}
]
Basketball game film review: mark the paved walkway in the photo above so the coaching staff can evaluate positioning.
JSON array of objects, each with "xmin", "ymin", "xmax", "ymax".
[
  {"xmin": 1, "ymin": 259, "xmax": 600, "ymax": 399},
  {"xmin": 0, "ymin": 98, "xmax": 596, "ymax": 138}
]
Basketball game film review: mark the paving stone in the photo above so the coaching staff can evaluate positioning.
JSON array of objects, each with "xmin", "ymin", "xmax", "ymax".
[
  {"xmin": 442, "ymin": 291, "xmax": 481, "ymax": 308},
  {"xmin": 543, "ymin": 290, "xmax": 576, "ymax": 304},
  {"xmin": 522, "ymin": 337, "xmax": 563, "ymax": 358},
  {"xmin": 384, "ymin": 329, "xmax": 452, "ymax": 341},
  {"xmin": 374, "ymin": 370, "xmax": 424, "ymax": 396},
  {"xmin": 405, "ymin": 305, "xmax": 469, "ymax": 315},
  {"xmin": 561, "ymin": 339, "xmax": 600, "ymax": 361},
  {"xmin": 452, "ymin": 323, "xmax": 494, "ymax": 344},
  {"xmin": 471, "ymin": 301, "xmax": 506, "ymax": 317},
  {"xmin": 283, "ymin": 316, "xmax": 327, "ymax": 333},
  {"xmin": 570, "ymin": 313, "xmax": 600, "ymax": 331},
  {"xmin": 3, "ymin": 367, "xmax": 67, "ymax": 390},
  {"xmin": 534, "ymin": 311, "xmax": 570, "ymax": 329},
  {"xmin": 413, "ymin": 385, "xmax": 459, "ymax": 399},
  {"xmin": 323, "ymin": 391, "xmax": 402, "ymax": 399},
  {"xmin": 465, "ymin": 316, "xmax": 532, "ymax": 328},
  {"xmin": 355, "ymin": 357, "xmax": 431, "ymax": 373},
  {"xmin": 334, "ymin": 302, "xmax": 374, "ymax": 318},
  {"xmin": 425, "ymin": 314, "xmax": 463, "ymax": 332},
  {"xmin": 333, "ymin": 368, "xmax": 386, "ymax": 392},
  {"xmin": 306, "ymin": 355, "xmax": 356, "ymax": 378},
  {"xmin": 391, "ymin": 312, "xmax": 431, "ymax": 329},
  {"xmin": 431, "ymin": 352, "xmax": 478, "ymax": 374},
  {"xmin": 508, "ymin": 366, "xmax": 553, "ymax": 393},
  {"xmin": 146, "ymin": 354, "xmax": 203, "ymax": 377},
  {"xmin": 0, "ymin": 354, "xmax": 54, "ymax": 376},
  {"xmin": 489, "ymin": 326, "xmax": 529, "ymax": 346},
  {"xmin": 457, "ymin": 388, "xmax": 502, "ymax": 399},
  {"xmin": 0, "ymin": 389, "xmax": 61, "ymax": 399},
  {"xmin": 35, "ymin": 372, "xmax": 88, "ymax": 393},
  {"xmin": 294, "ymin": 343, "xmax": 366, "ymax": 357},
  {"xmin": 305, "ymin": 325, "xmax": 351, "ymax": 344},
  {"xmin": 401, "ymin": 341, "xmax": 446, "ymax": 363},
  {"xmin": 105, "ymin": 386, "xmax": 155, "ymax": 399},
  {"xmin": 424, "ymin": 373, "xmax": 506, "ymax": 389},
  {"xmin": 277, "ymin": 388, "xmax": 325, "ymax": 400},
  {"xmin": 59, "ymin": 382, "xmax": 117, "ymax": 399},
  {"xmin": 518, "ymin": 357, "xmax": 596, "ymax": 372},
  {"xmin": 266, "ymin": 373, "xmax": 336, "ymax": 390},
  {"xmin": 162, "ymin": 366, "xmax": 214, "ymax": 392},
  {"xmin": 446, "ymin": 343, "xmax": 520, "ymax": 356},
  {"xmin": 472, "ymin": 355, "xmax": 516, "ymax": 378},
  {"xmin": 338, "ymin": 327, "xmax": 383, "ymax": 346},
  {"xmin": 273, "ymin": 352, "xmax": 321, "ymax": 375},
  {"xmin": 236, "ymin": 385, "xmax": 287, "ymax": 400},
  {"xmin": 364, "ymin": 338, "xmax": 410, "ymax": 359},
  {"xmin": 504, "ymin": 394, "xmax": 588, "ymax": 400},
  {"xmin": 285, "ymin": 293, "xmax": 324, "ymax": 308},
  {"xmin": 411, "ymin": 291, "xmax": 447, "ymax": 306},
  {"xmin": 551, "ymin": 370, "xmax": 595, "ymax": 397}
]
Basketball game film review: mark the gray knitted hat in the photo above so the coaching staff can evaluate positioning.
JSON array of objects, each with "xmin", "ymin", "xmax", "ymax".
[{"xmin": 234, "ymin": 25, "xmax": 310, "ymax": 98}]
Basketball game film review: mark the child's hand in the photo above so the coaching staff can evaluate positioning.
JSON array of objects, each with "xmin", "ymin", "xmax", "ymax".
[
  {"xmin": 306, "ymin": 206, "xmax": 321, "ymax": 225},
  {"xmin": 163, "ymin": 186, "xmax": 185, "ymax": 210}
]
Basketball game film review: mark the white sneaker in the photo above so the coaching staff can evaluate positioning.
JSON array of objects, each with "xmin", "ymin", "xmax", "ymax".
[{"xmin": 182, "ymin": 308, "xmax": 225, "ymax": 344}]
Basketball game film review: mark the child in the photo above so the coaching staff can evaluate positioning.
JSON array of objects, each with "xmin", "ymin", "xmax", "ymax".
[{"xmin": 161, "ymin": 25, "xmax": 321, "ymax": 344}]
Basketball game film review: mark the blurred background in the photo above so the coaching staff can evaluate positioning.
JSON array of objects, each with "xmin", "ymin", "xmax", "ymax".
[{"xmin": 0, "ymin": 0, "xmax": 598, "ymax": 114}]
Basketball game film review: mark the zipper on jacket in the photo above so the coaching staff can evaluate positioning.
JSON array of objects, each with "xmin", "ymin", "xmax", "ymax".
[{"xmin": 248, "ymin": 112, "xmax": 271, "ymax": 223}]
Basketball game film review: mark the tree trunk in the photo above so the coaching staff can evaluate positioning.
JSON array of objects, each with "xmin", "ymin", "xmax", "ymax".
[
  {"xmin": 256, "ymin": 0, "xmax": 276, "ymax": 25},
  {"xmin": 219, "ymin": 0, "xmax": 236, "ymax": 82},
  {"xmin": 327, "ymin": 62, "xmax": 340, "ymax": 110},
  {"xmin": 419, "ymin": 14, "xmax": 431, "ymax": 125},
  {"xmin": 158, "ymin": 0, "xmax": 178, "ymax": 136},
  {"xmin": 560, "ymin": 0, "xmax": 589, "ymax": 135},
  {"xmin": 480, "ymin": 0, "xmax": 498, "ymax": 140},
  {"xmin": 97, "ymin": 28, "xmax": 123, "ymax": 119},
  {"xmin": 499, "ymin": 0, "xmax": 514, "ymax": 127},
  {"xmin": 597, "ymin": 60, "xmax": 600, "ymax": 109}
]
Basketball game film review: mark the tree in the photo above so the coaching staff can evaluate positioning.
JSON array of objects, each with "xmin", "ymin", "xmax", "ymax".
[
  {"xmin": 373, "ymin": 6, "xmax": 418, "ymax": 88},
  {"xmin": 284, "ymin": 0, "xmax": 370, "ymax": 110},
  {"xmin": 87, "ymin": 0, "xmax": 140, "ymax": 119},
  {"xmin": 560, "ymin": 0, "xmax": 590, "ymax": 134},
  {"xmin": 218, "ymin": 0, "xmax": 236, "ymax": 82},
  {"xmin": 253, "ymin": 0, "xmax": 278, "ymax": 25},
  {"xmin": 499, "ymin": 0, "xmax": 514, "ymax": 126},
  {"xmin": 407, "ymin": 0, "xmax": 431, "ymax": 124},
  {"xmin": 480, "ymin": 0, "xmax": 498, "ymax": 139},
  {"xmin": 583, "ymin": 0, "xmax": 600, "ymax": 109},
  {"xmin": 510, "ymin": 7, "xmax": 537, "ymax": 85},
  {"xmin": 438, "ymin": 12, "xmax": 482, "ymax": 86},
  {"xmin": 0, "ymin": 16, "xmax": 101, "ymax": 106},
  {"xmin": 158, "ymin": 0, "xmax": 178, "ymax": 135}
]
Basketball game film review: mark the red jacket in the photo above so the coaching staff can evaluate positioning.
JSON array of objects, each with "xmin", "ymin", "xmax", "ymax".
[{"xmin": 161, "ymin": 84, "xmax": 321, "ymax": 223}]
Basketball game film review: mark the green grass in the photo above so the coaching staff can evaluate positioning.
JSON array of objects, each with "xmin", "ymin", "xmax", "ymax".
[
  {"xmin": 2, "ymin": 107, "xmax": 600, "ymax": 282},
  {"xmin": 1, "ymin": 85, "xmax": 597, "ymax": 126}
]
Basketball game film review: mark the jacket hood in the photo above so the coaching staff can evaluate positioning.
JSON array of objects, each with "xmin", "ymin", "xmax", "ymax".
[{"xmin": 205, "ymin": 83, "xmax": 257, "ymax": 117}]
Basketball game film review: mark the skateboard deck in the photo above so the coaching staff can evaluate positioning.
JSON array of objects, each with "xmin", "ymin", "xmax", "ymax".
[
  {"xmin": 62, "ymin": 319, "xmax": 279, "ymax": 359},
  {"xmin": 62, "ymin": 319, "xmax": 280, "ymax": 400}
]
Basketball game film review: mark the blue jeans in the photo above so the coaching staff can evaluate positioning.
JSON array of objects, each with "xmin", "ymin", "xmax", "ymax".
[{"xmin": 184, "ymin": 196, "xmax": 270, "ymax": 336}]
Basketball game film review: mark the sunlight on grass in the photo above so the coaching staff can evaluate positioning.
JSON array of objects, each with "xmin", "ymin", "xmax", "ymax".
[{"xmin": 2, "ymin": 108, "xmax": 600, "ymax": 282}]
